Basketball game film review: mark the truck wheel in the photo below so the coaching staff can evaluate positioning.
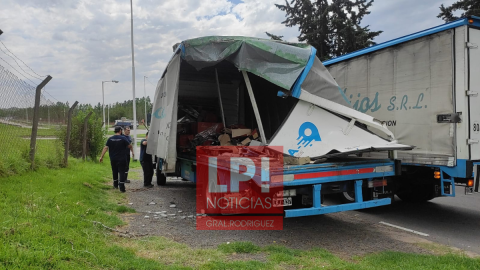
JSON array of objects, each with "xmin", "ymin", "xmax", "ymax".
[
  {"xmin": 339, "ymin": 191, "xmax": 355, "ymax": 203},
  {"xmin": 396, "ymin": 185, "xmax": 434, "ymax": 202},
  {"xmin": 156, "ymin": 169, "xmax": 167, "ymax": 186}
]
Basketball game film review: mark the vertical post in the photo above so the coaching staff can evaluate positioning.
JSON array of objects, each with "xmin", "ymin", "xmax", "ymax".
[
  {"xmin": 130, "ymin": 0, "xmax": 138, "ymax": 160},
  {"xmin": 215, "ymin": 69, "xmax": 226, "ymax": 129},
  {"xmin": 354, "ymin": 180, "xmax": 363, "ymax": 203},
  {"xmin": 107, "ymin": 105, "xmax": 110, "ymax": 127},
  {"xmin": 48, "ymin": 106, "xmax": 50, "ymax": 126},
  {"xmin": 241, "ymin": 71, "xmax": 266, "ymax": 144},
  {"xmin": 102, "ymin": 81, "xmax": 105, "ymax": 127},
  {"xmin": 144, "ymin": 76, "xmax": 147, "ymax": 124},
  {"xmin": 64, "ymin": 101, "xmax": 78, "ymax": 166},
  {"xmin": 29, "ymin": 76, "xmax": 52, "ymax": 168},
  {"xmin": 82, "ymin": 111, "xmax": 93, "ymax": 161},
  {"xmin": 313, "ymin": 184, "xmax": 322, "ymax": 208}
]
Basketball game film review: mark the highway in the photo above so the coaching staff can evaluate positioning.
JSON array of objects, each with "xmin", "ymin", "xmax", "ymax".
[{"xmin": 344, "ymin": 186, "xmax": 480, "ymax": 254}]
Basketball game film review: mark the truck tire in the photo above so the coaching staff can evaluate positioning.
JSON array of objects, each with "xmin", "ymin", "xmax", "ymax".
[
  {"xmin": 339, "ymin": 191, "xmax": 355, "ymax": 203},
  {"xmin": 156, "ymin": 169, "xmax": 167, "ymax": 186},
  {"xmin": 396, "ymin": 185, "xmax": 435, "ymax": 202}
]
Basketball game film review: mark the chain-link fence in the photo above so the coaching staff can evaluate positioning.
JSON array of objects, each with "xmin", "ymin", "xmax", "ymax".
[{"xmin": 0, "ymin": 64, "xmax": 64, "ymax": 176}]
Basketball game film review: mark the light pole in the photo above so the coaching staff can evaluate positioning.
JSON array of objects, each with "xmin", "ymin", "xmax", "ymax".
[
  {"xmin": 107, "ymin": 104, "xmax": 110, "ymax": 126},
  {"xmin": 130, "ymin": 0, "xmax": 138, "ymax": 160},
  {"xmin": 144, "ymin": 76, "xmax": 147, "ymax": 125},
  {"xmin": 102, "ymin": 80, "xmax": 118, "ymax": 127}
]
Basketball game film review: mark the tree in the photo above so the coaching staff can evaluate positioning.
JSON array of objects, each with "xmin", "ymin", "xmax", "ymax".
[
  {"xmin": 276, "ymin": 0, "xmax": 382, "ymax": 61},
  {"xmin": 438, "ymin": 0, "xmax": 480, "ymax": 22}
]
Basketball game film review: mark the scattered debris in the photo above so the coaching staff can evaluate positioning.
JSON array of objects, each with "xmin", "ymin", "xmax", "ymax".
[
  {"xmin": 170, "ymin": 204, "xmax": 176, "ymax": 208},
  {"xmin": 144, "ymin": 216, "xmax": 150, "ymax": 219},
  {"xmin": 148, "ymin": 202, "xmax": 156, "ymax": 205}
]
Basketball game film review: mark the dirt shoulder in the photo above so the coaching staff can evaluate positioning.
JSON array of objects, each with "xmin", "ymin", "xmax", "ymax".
[{"xmin": 118, "ymin": 169, "xmax": 466, "ymax": 259}]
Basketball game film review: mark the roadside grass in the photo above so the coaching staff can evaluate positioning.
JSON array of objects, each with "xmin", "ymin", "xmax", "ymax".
[
  {"xmin": 0, "ymin": 123, "xmax": 63, "ymax": 177},
  {"xmin": 1, "ymin": 122, "xmax": 61, "ymax": 137},
  {"xmin": 1, "ymin": 158, "xmax": 479, "ymax": 269}
]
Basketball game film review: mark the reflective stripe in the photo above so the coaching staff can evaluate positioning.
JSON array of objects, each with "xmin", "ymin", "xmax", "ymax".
[{"xmin": 294, "ymin": 168, "xmax": 375, "ymax": 180}]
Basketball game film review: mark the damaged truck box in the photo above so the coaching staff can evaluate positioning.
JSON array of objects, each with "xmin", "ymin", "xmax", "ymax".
[{"xmin": 147, "ymin": 35, "xmax": 416, "ymax": 218}]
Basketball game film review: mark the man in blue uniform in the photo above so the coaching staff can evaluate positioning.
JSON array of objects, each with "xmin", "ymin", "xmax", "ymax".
[
  {"xmin": 100, "ymin": 126, "xmax": 132, "ymax": 192},
  {"xmin": 140, "ymin": 132, "xmax": 154, "ymax": 188},
  {"xmin": 123, "ymin": 127, "xmax": 134, "ymax": 183}
]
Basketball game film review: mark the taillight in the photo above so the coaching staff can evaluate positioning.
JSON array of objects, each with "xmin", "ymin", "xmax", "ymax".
[{"xmin": 468, "ymin": 179, "xmax": 474, "ymax": 187}]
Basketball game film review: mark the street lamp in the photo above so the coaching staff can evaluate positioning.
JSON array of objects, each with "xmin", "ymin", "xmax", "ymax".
[
  {"xmin": 102, "ymin": 80, "xmax": 119, "ymax": 127},
  {"xmin": 130, "ymin": 0, "xmax": 138, "ymax": 160}
]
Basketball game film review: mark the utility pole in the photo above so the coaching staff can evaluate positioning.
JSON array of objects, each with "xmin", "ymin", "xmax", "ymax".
[
  {"xmin": 102, "ymin": 80, "xmax": 118, "ymax": 127},
  {"xmin": 107, "ymin": 104, "xmax": 110, "ymax": 127},
  {"xmin": 130, "ymin": 0, "xmax": 138, "ymax": 160}
]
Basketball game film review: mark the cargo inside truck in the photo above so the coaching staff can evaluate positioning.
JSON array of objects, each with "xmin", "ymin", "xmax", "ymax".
[{"xmin": 175, "ymin": 59, "xmax": 297, "ymax": 154}]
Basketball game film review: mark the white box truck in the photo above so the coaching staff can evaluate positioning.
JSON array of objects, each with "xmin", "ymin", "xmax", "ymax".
[
  {"xmin": 148, "ymin": 36, "xmax": 414, "ymax": 217},
  {"xmin": 324, "ymin": 16, "xmax": 480, "ymax": 201}
]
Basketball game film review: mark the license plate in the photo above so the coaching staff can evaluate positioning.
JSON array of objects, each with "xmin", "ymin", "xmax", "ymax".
[{"xmin": 273, "ymin": 197, "xmax": 292, "ymax": 207}]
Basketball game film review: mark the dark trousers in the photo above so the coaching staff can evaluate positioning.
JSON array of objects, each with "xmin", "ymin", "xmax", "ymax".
[
  {"xmin": 125, "ymin": 155, "xmax": 130, "ymax": 180},
  {"xmin": 110, "ymin": 160, "xmax": 127, "ymax": 189},
  {"xmin": 141, "ymin": 160, "xmax": 154, "ymax": 186}
]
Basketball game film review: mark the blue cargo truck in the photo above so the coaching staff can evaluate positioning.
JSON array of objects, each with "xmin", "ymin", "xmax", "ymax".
[
  {"xmin": 323, "ymin": 16, "xmax": 480, "ymax": 201},
  {"xmin": 148, "ymin": 33, "xmax": 471, "ymax": 218}
]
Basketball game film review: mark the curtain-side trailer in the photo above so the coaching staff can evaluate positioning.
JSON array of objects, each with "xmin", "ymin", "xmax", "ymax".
[{"xmin": 324, "ymin": 16, "xmax": 480, "ymax": 201}]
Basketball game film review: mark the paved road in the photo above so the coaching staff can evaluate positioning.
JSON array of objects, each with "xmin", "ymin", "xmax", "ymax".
[{"xmin": 329, "ymin": 186, "xmax": 480, "ymax": 254}]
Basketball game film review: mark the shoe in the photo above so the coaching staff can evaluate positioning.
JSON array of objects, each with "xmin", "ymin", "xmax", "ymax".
[
  {"xmin": 144, "ymin": 184, "xmax": 154, "ymax": 188},
  {"xmin": 125, "ymin": 180, "xmax": 131, "ymax": 183},
  {"xmin": 113, "ymin": 180, "xmax": 118, "ymax": 189},
  {"xmin": 119, "ymin": 184, "xmax": 126, "ymax": 192}
]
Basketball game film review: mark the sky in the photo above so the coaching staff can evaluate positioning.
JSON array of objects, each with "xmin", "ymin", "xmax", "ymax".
[{"xmin": 0, "ymin": 0, "xmax": 457, "ymax": 106}]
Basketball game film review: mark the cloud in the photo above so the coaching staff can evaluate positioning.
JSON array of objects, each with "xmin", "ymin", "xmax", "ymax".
[{"xmin": 0, "ymin": 0, "xmax": 457, "ymax": 106}]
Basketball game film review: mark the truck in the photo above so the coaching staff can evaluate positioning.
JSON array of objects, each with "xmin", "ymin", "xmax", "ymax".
[
  {"xmin": 323, "ymin": 16, "xmax": 480, "ymax": 202},
  {"xmin": 147, "ymin": 36, "xmax": 422, "ymax": 218},
  {"xmin": 114, "ymin": 117, "xmax": 138, "ymax": 129}
]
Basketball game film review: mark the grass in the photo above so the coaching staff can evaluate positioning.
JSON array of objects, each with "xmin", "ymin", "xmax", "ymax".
[
  {"xmin": 1, "ymin": 158, "xmax": 479, "ymax": 269},
  {"xmin": 0, "ymin": 123, "xmax": 63, "ymax": 177}
]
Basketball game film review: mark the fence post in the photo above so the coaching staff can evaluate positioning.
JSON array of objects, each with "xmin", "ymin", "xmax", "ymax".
[
  {"xmin": 82, "ymin": 112, "xmax": 93, "ymax": 161},
  {"xmin": 64, "ymin": 101, "xmax": 78, "ymax": 166},
  {"xmin": 29, "ymin": 76, "xmax": 52, "ymax": 169}
]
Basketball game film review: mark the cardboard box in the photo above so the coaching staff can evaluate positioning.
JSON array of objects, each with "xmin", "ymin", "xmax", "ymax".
[
  {"xmin": 232, "ymin": 128, "xmax": 251, "ymax": 138},
  {"xmin": 218, "ymin": 134, "xmax": 231, "ymax": 146}
]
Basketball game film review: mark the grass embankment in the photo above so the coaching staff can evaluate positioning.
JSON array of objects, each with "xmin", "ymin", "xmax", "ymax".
[
  {"xmin": 1, "ymin": 158, "xmax": 479, "ymax": 269},
  {"xmin": 0, "ymin": 123, "xmax": 63, "ymax": 177}
]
